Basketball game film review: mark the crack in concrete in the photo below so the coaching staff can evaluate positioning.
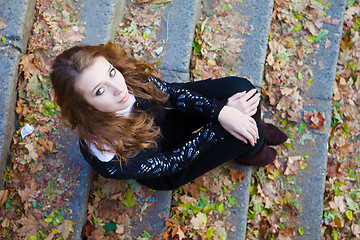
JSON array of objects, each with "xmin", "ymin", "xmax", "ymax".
[{"xmin": 0, "ymin": 35, "xmax": 23, "ymax": 53}]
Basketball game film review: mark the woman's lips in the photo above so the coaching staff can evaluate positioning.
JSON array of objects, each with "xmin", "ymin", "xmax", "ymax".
[{"xmin": 119, "ymin": 93, "xmax": 129, "ymax": 103}]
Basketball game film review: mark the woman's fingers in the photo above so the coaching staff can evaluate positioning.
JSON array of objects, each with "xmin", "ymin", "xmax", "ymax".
[
  {"xmin": 227, "ymin": 90, "xmax": 261, "ymax": 116},
  {"xmin": 228, "ymin": 91, "xmax": 246, "ymax": 102},
  {"xmin": 244, "ymin": 89, "xmax": 257, "ymax": 100},
  {"xmin": 245, "ymin": 92, "xmax": 260, "ymax": 106},
  {"xmin": 247, "ymin": 120, "xmax": 259, "ymax": 145},
  {"xmin": 218, "ymin": 106, "xmax": 259, "ymax": 146},
  {"xmin": 230, "ymin": 131, "xmax": 248, "ymax": 144},
  {"xmin": 248, "ymin": 108, "xmax": 257, "ymax": 116},
  {"xmin": 234, "ymin": 116, "xmax": 258, "ymax": 145}
]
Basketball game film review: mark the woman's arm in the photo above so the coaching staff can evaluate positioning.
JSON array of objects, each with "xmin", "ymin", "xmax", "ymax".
[
  {"xmin": 149, "ymin": 77, "xmax": 260, "ymax": 146},
  {"xmin": 218, "ymin": 106, "xmax": 259, "ymax": 146},
  {"xmin": 80, "ymin": 122, "xmax": 227, "ymax": 179},
  {"xmin": 219, "ymin": 89, "xmax": 261, "ymax": 145},
  {"xmin": 149, "ymin": 77, "xmax": 226, "ymax": 121},
  {"xmin": 226, "ymin": 89, "xmax": 260, "ymax": 116}
]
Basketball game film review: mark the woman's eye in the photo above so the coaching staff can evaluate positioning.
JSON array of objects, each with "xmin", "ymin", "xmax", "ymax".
[
  {"xmin": 109, "ymin": 68, "xmax": 116, "ymax": 78},
  {"xmin": 96, "ymin": 88, "xmax": 104, "ymax": 96}
]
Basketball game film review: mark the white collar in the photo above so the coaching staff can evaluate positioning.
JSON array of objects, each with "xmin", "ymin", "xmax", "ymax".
[{"xmin": 115, "ymin": 94, "xmax": 136, "ymax": 117}]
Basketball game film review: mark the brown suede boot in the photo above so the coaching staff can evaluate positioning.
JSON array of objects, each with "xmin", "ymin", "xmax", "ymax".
[
  {"xmin": 235, "ymin": 143, "xmax": 277, "ymax": 166},
  {"xmin": 253, "ymin": 105, "xmax": 288, "ymax": 146},
  {"xmin": 261, "ymin": 122, "xmax": 288, "ymax": 146}
]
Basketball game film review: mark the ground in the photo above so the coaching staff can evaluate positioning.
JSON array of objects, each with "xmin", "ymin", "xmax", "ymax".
[{"xmin": 0, "ymin": 0, "xmax": 359, "ymax": 239}]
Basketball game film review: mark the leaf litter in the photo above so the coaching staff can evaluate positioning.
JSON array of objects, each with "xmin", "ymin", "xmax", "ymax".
[
  {"xmin": 2, "ymin": 0, "xmax": 359, "ymax": 239},
  {"xmin": 1, "ymin": 0, "xmax": 83, "ymax": 239},
  {"xmin": 257, "ymin": 0, "xmax": 360, "ymax": 239},
  {"xmin": 87, "ymin": 0, "xmax": 253, "ymax": 238},
  {"xmin": 323, "ymin": 1, "xmax": 360, "ymax": 239}
]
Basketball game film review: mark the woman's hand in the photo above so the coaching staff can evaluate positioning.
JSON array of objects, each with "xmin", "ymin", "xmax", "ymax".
[
  {"xmin": 227, "ymin": 89, "xmax": 260, "ymax": 116},
  {"xmin": 218, "ymin": 105, "xmax": 259, "ymax": 146}
]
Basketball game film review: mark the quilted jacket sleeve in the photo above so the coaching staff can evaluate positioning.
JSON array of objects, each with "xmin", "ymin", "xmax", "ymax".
[
  {"xmin": 148, "ymin": 76, "xmax": 226, "ymax": 121},
  {"xmin": 80, "ymin": 122, "xmax": 227, "ymax": 179}
]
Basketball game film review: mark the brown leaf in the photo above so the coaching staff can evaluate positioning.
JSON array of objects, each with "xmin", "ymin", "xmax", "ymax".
[
  {"xmin": 163, "ymin": 217, "xmax": 178, "ymax": 228},
  {"xmin": 277, "ymin": 228, "xmax": 293, "ymax": 240},
  {"xmin": 25, "ymin": 142, "xmax": 39, "ymax": 161},
  {"xmin": 1, "ymin": 218, "xmax": 10, "ymax": 228},
  {"xmin": 334, "ymin": 215, "xmax": 343, "ymax": 228},
  {"xmin": 308, "ymin": 111, "xmax": 325, "ymax": 129},
  {"xmin": 44, "ymin": 232, "xmax": 55, "ymax": 240},
  {"xmin": 172, "ymin": 225, "xmax": 186, "ymax": 239},
  {"xmin": 229, "ymin": 168, "xmax": 245, "ymax": 184},
  {"xmin": 329, "ymin": 196, "xmax": 346, "ymax": 213},
  {"xmin": 343, "ymin": 105, "xmax": 355, "ymax": 120},
  {"xmin": 17, "ymin": 214, "xmax": 39, "ymax": 238},
  {"xmin": 333, "ymin": 82, "xmax": 341, "ymax": 101},
  {"xmin": 0, "ymin": 20, "xmax": 8, "ymax": 30},
  {"xmin": 351, "ymin": 223, "xmax": 360, "ymax": 236},
  {"xmin": 179, "ymin": 195, "xmax": 197, "ymax": 205},
  {"xmin": 58, "ymin": 219, "xmax": 74, "ymax": 239},
  {"xmin": 19, "ymin": 54, "xmax": 40, "ymax": 80},
  {"xmin": 0, "ymin": 189, "xmax": 9, "ymax": 207},
  {"xmin": 99, "ymin": 199, "xmax": 119, "ymax": 220},
  {"xmin": 284, "ymin": 156, "xmax": 305, "ymax": 175},
  {"xmin": 182, "ymin": 177, "xmax": 204, "ymax": 198},
  {"xmin": 190, "ymin": 212, "xmax": 207, "ymax": 230},
  {"xmin": 266, "ymin": 52, "xmax": 275, "ymax": 66},
  {"xmin": 17, "ymin": 178, "xmax": 39, "ymax": 203},
  {"xmin": 41, "ymin": 139, "xmax": 54, "ymax": 153},
  {"xmin": 81, "ymin": 223, "xmax": 94, "ymax": 238},
  {"xmin": 326, "ymin": 161, "xmax": 343, "ymax": 178}
]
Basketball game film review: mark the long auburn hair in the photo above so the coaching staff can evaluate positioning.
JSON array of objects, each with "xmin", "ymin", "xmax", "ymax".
[{"xmin": 50, "ymin": 42, "xmax": 168, "ymax": 161}]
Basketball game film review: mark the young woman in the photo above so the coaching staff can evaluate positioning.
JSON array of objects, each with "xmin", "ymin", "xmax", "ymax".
[{"xmin": 50, "ymin": 42, "xmax": 287, "ymax": 190}]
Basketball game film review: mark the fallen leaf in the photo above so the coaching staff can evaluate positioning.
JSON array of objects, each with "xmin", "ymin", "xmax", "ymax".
[
  {"xmin": 24, "ymin": 142, "xmax": 39, "ymax": 161},
  {"xmin": 180, "ymin": 195, "xmax": 197, "ymax": 205},
  {"xmin": 266, "ymin": 52, "xmax": 275, "ymax": 66},
  {"xmin": 190, "ymin": 212, "xmax": 207, "ymax": 230},
  {"xmin": 44, "ymin": 232, "xmax": 55, "ymax": 240},
  {"xmin": 0, "ymin": 20, "xmax": 8, "ymax": 30},
  {"xmin": 284, "ymin": 156, "xmax": 306, "ymax": 175},
  {"xmin": 325, "ymin": 38, "xmax": 332, "ymax": 49},
  {"xmin": 351, "ymin": 223, "xmax": 360, "ymax": 236},
  {"xmin": 81, "ymin": 223, "xmax": 94, "ymax": 238},
  {"xmin": 17, "ymin": 178, "xmax": 39, "ymax": 203},
  {"xmin": 17, "ymin": 214, "xmax": 39, "ymax": 238},
  {"xmin": 304, "ymin": 111, "xmax": 325, "ymax": 129},
  {"xmin": 326, "ymin": 161, "xmax": 343, "ymax": 178},
  {"xmin": 0, "ymin": 189, "xmax": 9, "ymax": 207},
  {"xmin": 329, "ymin": 196, "xmax": 346, "ymax": 213},
  {"xmin": 58, "ymin": 219, "xmax": 74, "ymax": 239},
  {"xmin": 229, "ymin": 168, "xmax": 245, "ymax": 184},
  {"xmin": 172, "ymin": 225, "xmax": 186, "ymax": 239}
]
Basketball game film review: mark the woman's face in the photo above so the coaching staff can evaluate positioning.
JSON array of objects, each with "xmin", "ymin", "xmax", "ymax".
[{"xmin": 76, "ymin": 56, "xmax": 132, "ymax": 113}]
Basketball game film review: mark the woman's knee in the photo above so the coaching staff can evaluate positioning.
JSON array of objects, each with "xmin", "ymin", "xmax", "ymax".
[{"xmin": 219, "ymin": 76, "xmax": 256, "ymax": 94}]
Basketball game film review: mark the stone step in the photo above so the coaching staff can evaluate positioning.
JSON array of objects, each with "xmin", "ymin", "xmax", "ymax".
[
  {"xmin": 61, "ymin": 0, "xmax": 127, "ymax": 238},
  {"xmin": 129, "ymin": 0, "xmax": 203, "ymax": 237},
  {"xmin": 156, "ymin": 0, "xmax": 201, "ymax": 83},
  {"xmin": 155, "ymin": 0, "xmax": 274, "ymax": 238},
  {"xmin": 0, "ymin": 0, "xmax": 36, "ymax": 188},
  {"xmin": 223, "ymin": 0, "xmax": 275, "ymax": 239},
  {"xmin": 1, "ymin": 0, "xmax": 347, "ymax": 239},
  {"xmin": 68, "ymin": 0, "xmax": 203, "ymax": 238},
  {"xmin": 291, "ymin": 0, "xmax": 346, "ymax": 238}
]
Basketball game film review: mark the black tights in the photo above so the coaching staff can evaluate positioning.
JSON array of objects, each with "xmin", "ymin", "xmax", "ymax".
[{"xmin": 138, "ymin": 77, "xmax": 264, "ymax": 190}]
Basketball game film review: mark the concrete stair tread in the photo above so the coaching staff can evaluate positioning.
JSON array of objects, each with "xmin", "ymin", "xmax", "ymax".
[
  {"xmin": 291, "ymin": 1, "xmax": 346, "ymax": 238},
  {"xmin": 0, "ymin": 0, "xmax": 348, "ymax": 239}
]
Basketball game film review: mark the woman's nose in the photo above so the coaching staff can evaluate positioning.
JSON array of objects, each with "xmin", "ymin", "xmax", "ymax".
[{"xmin": 111, "ymin": 84, "xmax": 123, "ymax": 96}]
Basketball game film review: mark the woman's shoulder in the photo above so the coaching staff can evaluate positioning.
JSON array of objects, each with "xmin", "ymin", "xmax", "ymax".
[{"xmin": 81, "ymin": 139, "xmax": 115, "ymax": 162}]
